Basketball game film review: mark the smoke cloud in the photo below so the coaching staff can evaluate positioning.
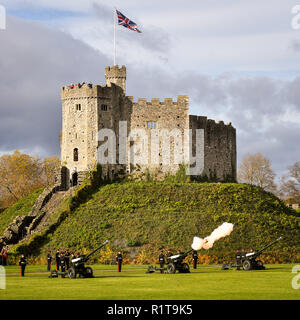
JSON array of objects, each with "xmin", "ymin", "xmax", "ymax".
[{"xmin": 192, "ymin": 222, "xmax": 234, "ymax": 250}]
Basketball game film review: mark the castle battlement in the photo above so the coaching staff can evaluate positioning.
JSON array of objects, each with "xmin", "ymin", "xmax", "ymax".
[
  {"xmin": 105, "ymin": 65, "xmax": 126, "ymax": 93},
  {"xmin": 60, "ymin": 65, "xmax": 237, "ymax": 188},
  {"xmin": 131, "ymin": 96, "xmax": 189, "ymax": 105}
]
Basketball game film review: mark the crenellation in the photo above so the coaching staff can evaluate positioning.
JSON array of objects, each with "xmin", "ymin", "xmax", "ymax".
[
  {"xmin": 60, "ymin": 65, "xmax": 237, "ymax": 188},
  {"xmin": 151, "ymin": 98, "xmax": 160, "ymax": 103}
]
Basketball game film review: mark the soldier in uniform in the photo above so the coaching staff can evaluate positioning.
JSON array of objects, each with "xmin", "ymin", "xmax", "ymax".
[
  {"xmin": 116, "ymin": 251, "xmax": 123, "ymax": 272},
  {"xmin": 235, "ymin": 249, "xmax": 242, "ymax": 270},
  {"xmin": 158, "ymin": 250, "xmax": 165, "ymax": 274},
  {"xmin": 47, "ymin": 252, "xmax": 52, "ymax": 271},
  {"xmin": 241, "ymin": 248, "xmax": 246, "ymax": 264},
  {"xmin": 166, "ymin": 249, "xmax": 172, "ymax": 263},
  {"xmin": 55, "ymin": 249, "xmax": 60, "ymax": 271},
  {"xmin": 65, "ymin": 249, "xmax": 71, "ymax": 270},
  {"xmin": 192, "ymin": 250, "xmax": 198, "ymax": 269},
  {"xmin": 1, "ymin": 245, "xmax": 8, "ymax": 266},
  {"xmin": 19, "ymin": 254, "xmax": 27, "ymax": 277},
  {"xmin": 59, "ymin": 252, "xmax": 66, "ymax": 277}
]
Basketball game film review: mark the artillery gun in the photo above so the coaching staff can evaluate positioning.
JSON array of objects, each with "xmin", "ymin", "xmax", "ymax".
[
  {"xmin": 166, "ymin": 249, "xmax": 193, "ymax": 274},
  {"xmin": 67, "ymin": 240, "xmax": 109, "ymax": 278},
  {"xmin": 222, "ymin": 237, "xmax": 282, "ymax": 271},
  {"xmin": 241, "ymin": 237, "xmax": 282, "ymax": 270}
]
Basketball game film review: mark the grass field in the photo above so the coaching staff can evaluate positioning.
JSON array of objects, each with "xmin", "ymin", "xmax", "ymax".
[{"xmin": 1, "ymin": 264, "xmax": 299, "ymax": 300}]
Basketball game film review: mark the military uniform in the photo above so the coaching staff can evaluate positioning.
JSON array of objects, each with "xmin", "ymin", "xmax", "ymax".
[
  {"xmin": 158, "ymin": 252, "xmax": 165, "ymax": 273},
  {"xmin": 60, "ymin": 254, "xmax": 66, "ymax": 277},
  {"xmin": 116, "ymin": 252, "xmax": 123, "ymax": 272},
  {"xmin": 19, "ymin": 255, "xmax": 27, "ymax": 277},
  {"xmin": 192, "ymin": 250, "xmax": 198, "ymax": 269},
  {"xmin": 241, "ymin": 249, "xmax": 246, "ymax": 264},
  {"xmin": 1, "ymin": 246, "xmax": 7, "ymax": 266},
  {"xmin": 235, "ymin": 250, "xmax": 242, "ymax": 270},
  {"xmin": 166, "ymin": 250, "xmax": 172, "ymax": 263},
  {"xmin": 47, "ymin": 253, "xmax": 52, "ymax": 271},
  {"xmin": 65, "ymin": 251, "xmax": 71, "ymax": 270},
  {"xmin": 55, "ymin": 250, "xmax": 60, "ymax": 270}
]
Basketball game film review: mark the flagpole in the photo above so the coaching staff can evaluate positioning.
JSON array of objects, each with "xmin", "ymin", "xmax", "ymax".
[{"xmin": 114, "ymin": 8, "xmax": 116, "ymax": 66}]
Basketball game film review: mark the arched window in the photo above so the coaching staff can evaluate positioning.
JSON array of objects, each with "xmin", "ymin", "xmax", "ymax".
[{"xmin": 73, "ymin": 148, "xmax": 78, "ymax": 162}]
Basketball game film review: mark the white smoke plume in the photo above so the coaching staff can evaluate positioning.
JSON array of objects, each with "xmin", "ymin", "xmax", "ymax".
[{"xmin": 192, "ymin": 222, "xmax": 234, "ymax": 250}]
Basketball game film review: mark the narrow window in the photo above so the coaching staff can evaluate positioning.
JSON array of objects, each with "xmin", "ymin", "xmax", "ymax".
[
  {"xmin": 73, "ymin": 148, "xmax": 78, "ymax": 162},
  {"xmin": 76, "ymin": 104, "xmax": 81, "ymax": 111},
  {"xmin": 101, "ymin": 104, "xmax": 108, "ymax": 111},
  {"xmin": 147, "ymin": 121, "xmax": 157, "ymax": 129}
]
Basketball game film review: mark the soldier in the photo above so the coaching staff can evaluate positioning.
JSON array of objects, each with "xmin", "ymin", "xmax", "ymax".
[
  {"xmin": 55, "ymin": 249, "xmax": 60, "ymax": 271},
  {"xmin": 47, "ymin": 252, "xmax": 52, "ymax": 271},
  {"xmin": 158, "ymin": 250, "xmax": 165, "ymax": 274},
  {"xmin": 166, "ymin": 249, "xmax": 173, "ymax": 263},
  {"xmin": 65, "ymin": 249, "xmax": 71, "ymax": 270},
  {"xmin": 192, "ymin": 250, "xmax": 198, "ymax": 269},
  {"xmin": 1, "ymin": 245, "xmax": 8, "ymax": 266},
  {"xmin": 116, "ymin": 251, "xmax": 123, "ymax": 272},
  {"xmin": 60, "ymin": 252, "xmax": 66, "ymax": 277},
  {"xmin": 235, "ymin": 249, "xmax": 242, "ymax": 270},
  {"xmin": 19, "ymin": 254, "xmax": 27, "ymax": 277},
  {"xmin": 241, "ymin": 248, "xmax": 246, "ymax": 263}
]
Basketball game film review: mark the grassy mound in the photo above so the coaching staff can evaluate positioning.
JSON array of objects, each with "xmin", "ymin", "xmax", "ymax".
[
  {"xmin": 0, "ymin": 188, "xmax": 43, "ymax": 235},
  {"xmin": 36, "ymin": 182, "xmax": 299, "ymax": 264}
]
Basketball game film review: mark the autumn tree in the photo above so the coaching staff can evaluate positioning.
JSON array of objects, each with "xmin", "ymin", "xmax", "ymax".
[
  {"xmin": 42, "ymin": 156, "xmax": 61, "ymax": 187},
  {"xmin": 279, "ymin": 161, "xmax": 300, "ymax": 198},
  {"xmin": 238, "ymin": 153, "xmax": 277, "ymax": 193},
  {"xmin": 0, "ymin": 150, "xmax": 61, "ymax": 207},
  {"xmin": 0, "ymin": 150, "xmax": 44, "ymax": 204}
]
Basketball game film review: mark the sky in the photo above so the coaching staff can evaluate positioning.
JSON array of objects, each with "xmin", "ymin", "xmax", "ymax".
[{"xmin": 0, "ymin": 0, "xmax": 299, "ymax": 179}]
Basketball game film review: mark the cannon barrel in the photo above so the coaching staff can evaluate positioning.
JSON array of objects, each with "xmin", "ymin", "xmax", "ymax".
[
  {"xmin": 79, "ymin": 240, "xmax": 109, "ymax": 263},
  {"xmin": 169, "ymin": 249, "xmax": 193, "ymax": 261},
  {"xmin": 246, "ymin": 237, "xmax": 282, "ymax": 259},
  {"xmin": 255, "ymin": 236, "xmax": 282, "ymax": 256}
]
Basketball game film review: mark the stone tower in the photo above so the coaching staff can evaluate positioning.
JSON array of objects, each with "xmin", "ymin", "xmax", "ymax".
[
  {"xmin": 60, "ymin": 84, "xmax": 100, "ymax": 187},
  {"xmin": 60, "ymin": 65, "xmax": 130, "ymax": 188},
  {"xmin": 105, "ymin": 65, "xmax": 126, "ymax": 93},
  {"xmin": 59, "ymin": 65, "xmax": 237, "ymax": 190}
]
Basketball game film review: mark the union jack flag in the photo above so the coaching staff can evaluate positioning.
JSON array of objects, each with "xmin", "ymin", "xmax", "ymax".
[{"xmin": 116, "ymin": 9, "xmax": 142, "ymax": 33}]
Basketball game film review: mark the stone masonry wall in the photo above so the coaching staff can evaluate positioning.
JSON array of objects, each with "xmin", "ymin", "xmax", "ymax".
[
  {"xmin": 129, "ymin": 96, "xmax": 189, "ymax": 175},
  {"xmin": 189, "ymin": 115, "xmax": 237, "ymax": 181}
]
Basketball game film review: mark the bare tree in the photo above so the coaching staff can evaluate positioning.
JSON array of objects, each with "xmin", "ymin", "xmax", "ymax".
[
  {"xmin": 238, "ymin": 153, "xmax": 277, "ymax": 193},
  {"xmin": 280, "ymin": 161, "xmax": 300, "ymax": 198}
]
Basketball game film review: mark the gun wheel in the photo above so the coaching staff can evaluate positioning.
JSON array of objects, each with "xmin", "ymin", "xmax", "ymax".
[
  {"xmin": 67, "ymin": 267, "xmax": 77, "ymax": 279},
  {"xmin": 182, "ymin": 263, "xmax": 190, "ymax": 273},
  {"xmin": 166, "ymin": 263, "xmax": 176, "ymax": 274},
  {"xmin": 84, "ymin": 267, "xmax": 93, "ymax": 278},
  {"xmin": 242, "ymin": 259, "xmax": 252, "ymax": 271}
]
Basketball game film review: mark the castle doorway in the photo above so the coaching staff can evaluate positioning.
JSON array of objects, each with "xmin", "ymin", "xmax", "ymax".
[{"xmin": 72, "ymin": 172, "xmax": 78, "ymax": 186}]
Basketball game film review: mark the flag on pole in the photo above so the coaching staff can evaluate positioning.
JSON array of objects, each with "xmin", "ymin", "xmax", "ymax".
[{"xmin": 116, "ymin": 9, "xmax": 142, "ymax": 33}]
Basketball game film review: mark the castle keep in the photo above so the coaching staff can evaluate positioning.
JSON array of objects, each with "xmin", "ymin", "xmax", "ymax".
[{"xmin": 60, "ymin": 65, "xmax": 236, "ymax": 188}]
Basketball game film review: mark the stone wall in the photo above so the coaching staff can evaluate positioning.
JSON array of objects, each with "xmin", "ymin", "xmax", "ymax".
[
  {"xmin": 189, "ymin": 115, "xmax": 237, "ymax": 181},
  {"xmin": 60, "ymin": 65, "xmax": 237, "ymax": 186},
  {"xmin": 0, "ymin": 185, "xmax": 61, "ymax": 246},
  {"xmin": 129, "ymin": 96, "xmax": 189, "ymax": 175}
]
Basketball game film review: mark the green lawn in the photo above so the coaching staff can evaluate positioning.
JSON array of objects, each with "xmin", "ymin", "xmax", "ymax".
[{"xmin": 1, "ymin": 264, "xmax": 299, "ymax": 300}]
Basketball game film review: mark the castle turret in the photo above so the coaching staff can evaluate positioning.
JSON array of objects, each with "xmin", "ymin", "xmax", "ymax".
[{"xmin": 105, "ymin": 65, "xmax": 126, "ymax": 94}]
